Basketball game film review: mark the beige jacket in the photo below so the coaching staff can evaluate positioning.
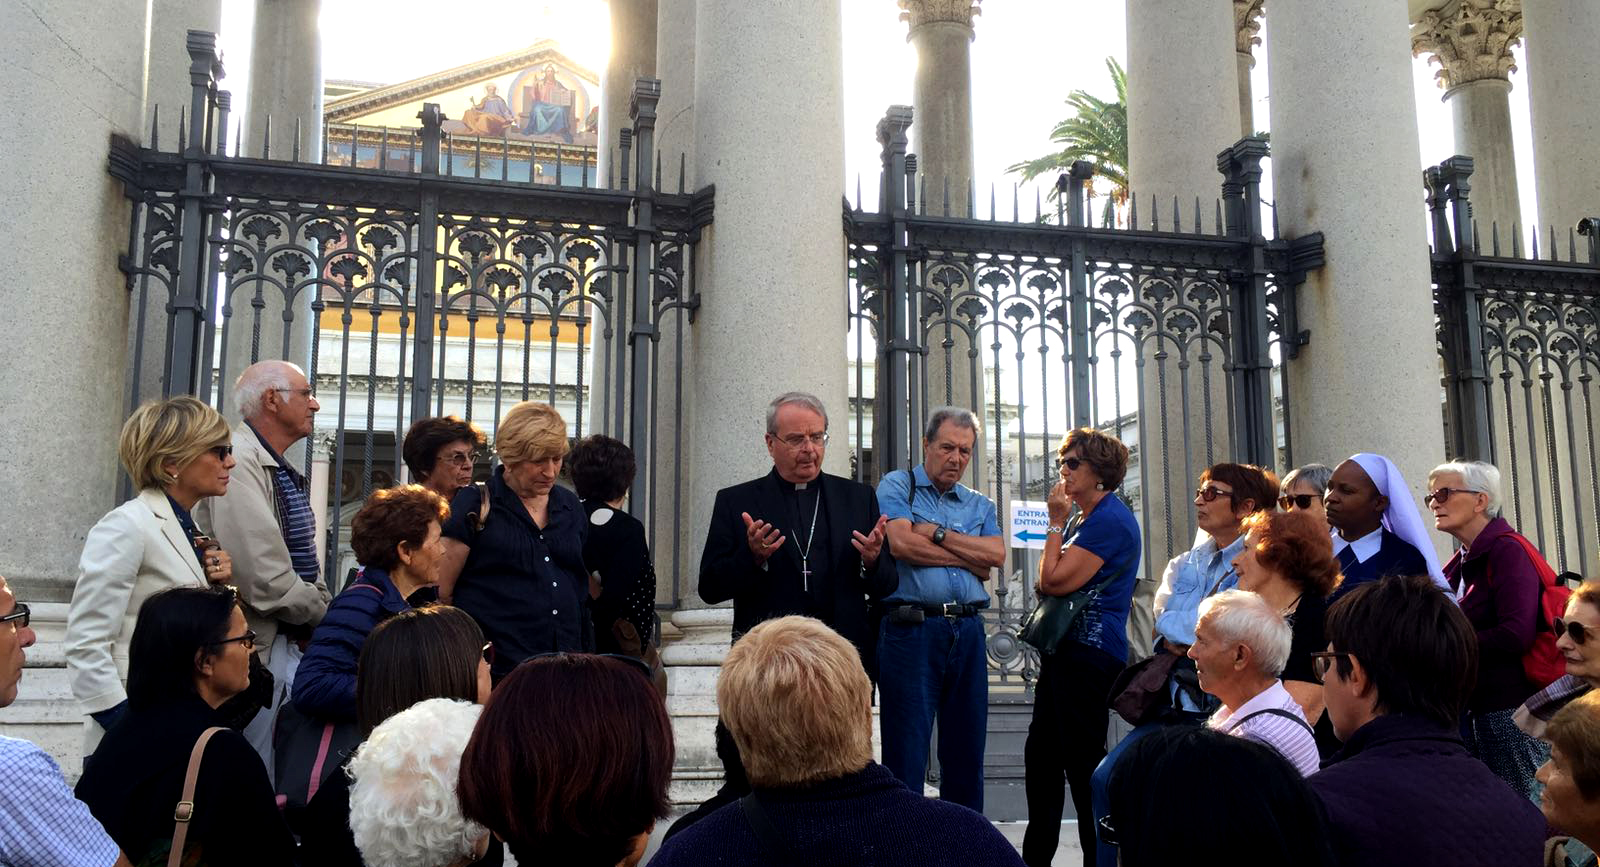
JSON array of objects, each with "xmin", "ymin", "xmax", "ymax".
[
  {"xmin": 66, "ymin": 488, "xmax": 209, "ymax": 753},
  {"xmin": 194, "ymin": 423, "xmax": 330, "ymax": 662}
]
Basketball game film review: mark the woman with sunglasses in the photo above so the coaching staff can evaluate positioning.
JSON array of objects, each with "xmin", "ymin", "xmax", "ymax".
[
  {"xmin": 298, "ymin": 604, "xmax": 497, "ymax": 866},
  {"xmin": 66, "ymin": 396, "xmax": 238, "ymax": 756},
  {"xmin": 1278, "ymin": 463, "xmax": 1332, "ymax": 518},
  {"xmin": 76, "ymin": 585, "xmax": 295, "ymax": 866},
  {"xmin": 1429, "ymin": 459, "xmax": 1553, "ymax": 799},
  {"xmin": 1519, "ymin": 582, "xmax": 1600, "ymax": 740}
]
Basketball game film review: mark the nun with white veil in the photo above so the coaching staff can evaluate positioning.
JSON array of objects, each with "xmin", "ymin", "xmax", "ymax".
[{"xmin": 1322, "ymin": 452, "xmax": 1448, "ymax": 601}]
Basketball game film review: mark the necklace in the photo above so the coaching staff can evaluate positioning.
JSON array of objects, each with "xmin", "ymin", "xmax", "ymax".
[{"xmin": 796, "ymin": 489, "xmax": 822, "ymax": 593}]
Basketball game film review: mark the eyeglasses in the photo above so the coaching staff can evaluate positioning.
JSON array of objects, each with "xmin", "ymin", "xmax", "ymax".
[
  {"xmin": 482, "ymin": 641, "xmax": 495, "ymax": 666},
  {"xmin": 1310, "ymin": 650, "xmax": 1350, "ymax": 684},
  {"xmin": 1278, "ymin": 493, "xmax": 1317, "ymax": 510},
  {"xmin": 273, "ymin": 387, "xmax": 315, "ymax": 399},
  {"xmin": 1555, "ymin": 617, "xmax": 1591, "ymax": 645},
  {"xmin": 444, "ymin": 451, "xmax": 481, "ymax": 467},
  {"xmin": 1096, "ymin": 814, "xmax": 1118, "ymax": 847},
  {"xmin": 774, "ymin": 432, "xmax": 829, "ymax": 450},
  {"xmin": 0, "ymin": 602, "xmax": 30, "ymax": 630},
  {"xmin": 207, "ymin": 444, "xmax": 233, "ymax": 461},
  {"xmin": 1195, "ymin": 485, "xmax": 1237, "ymax": 503},
  {"xmin": 527, "ymin": 651, "xmax": 654, "ymax": 681},
  {"xmin": 1423, "ymin": 487, "xmax": 1483, "ymax": 506},
  {"xmin": 208, "ymin": 629, "xmax": 256, "ymax": 650}
]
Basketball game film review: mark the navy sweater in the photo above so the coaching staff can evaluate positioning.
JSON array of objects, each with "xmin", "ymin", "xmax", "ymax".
[
  {"xmin": 648, "ymin": 763, "xmax": 1023, "ymax": 867},
  {"xmin": 292, "ymin": 567, "xmax": 409, "ymax": 720}
]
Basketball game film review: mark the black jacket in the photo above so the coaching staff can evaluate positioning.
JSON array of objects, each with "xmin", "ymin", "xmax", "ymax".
[
  {"xmin": 76, "ymin": 694, "xmax": 295, "ymax": 867},
  {"xmin": 699, "ymin": 470, "xmax": 897, "ymax": 675}
]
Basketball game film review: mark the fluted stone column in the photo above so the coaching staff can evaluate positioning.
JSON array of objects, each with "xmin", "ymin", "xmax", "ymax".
[
  {"xmin": 1524, "ymin": 0, "xmax": 1600, "ymax": 237},
  {"xmin": 1235, "ymin": 0, "xmax": 1264, "ymax": 139},
  {"xmin": 1270, "ymin": 0, "xmax": 1445, "ymax": 560},
  {"xmin": 0, "ymin": 0, "xmax": 150, "ymax": 602},
  {"xmin": 1125, "ymin": 0, "xmax": 1240, "ymax": 564},
  {"xmin": 1412, "ymin": 0, "xmax": 1524, "ymax": 238}
]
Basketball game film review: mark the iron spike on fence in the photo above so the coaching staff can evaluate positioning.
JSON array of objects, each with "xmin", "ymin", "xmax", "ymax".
[
  {"xmin": 1172, "ymin": 195, "xmax": 1180, "ymax": 233},
  {"xmin": 989, "ymin": 182, "xmax": 995, "ymax": 221},
  {"xmin": 321, "ymin": 121, "xmax": 329, "ymax": 165},
  {"xmin": 1492, "ymin": 222, "xmax": 1501, "ymax": 257},
  {"xmin": 1271, "ymin": 201, "xmax": 1280, "ymax": 239},
  {"xmin": 1216, "ymin": 200, "xmax": 1224, "ymax": 236},
  {"xmin": 1472, "ymin": 219, "xmax": 1481, "ymax": 254},
  {"xmin": 1512, "ymin": 224, "xmax": 1522, "ymax": 258},
  {"xmin": 1130, "ymin": 191, "xmax": 1138, "ymax": 231},
  {"xmin": 1152, "ymin": 195, "xmax": 1160, "ymax": 232},
  {"xmin": 474, "ymin": 136, "xmax": 483, "ymax": 178},
  {"xmin": 501, "ymin": 134, "xmax": 509, "ymax": 180},
  {"xmin": 233, "ymin": 120, "xmax": 242, "ymax": 158},
  {"xmin": 1036, "ymin": 187, "xmax": 1042, "ymax": 222},
  {"xmin": 555, "ymin": 143, "xmax": 564, "ymax": 183},
  {"xmin": 918, "ymin": 173, "xmax": 926, "ymax": 216},
  {"xmin": 1012, "ymin": 183, "xmax": 1018, "ymax": 223},
  {"xmin": 655, "ymin": 149, "xmax": 662, "ymax": 190},
  {"xmin": 943, "ymin": 176, "xmax": 950, "ymax": 217},
  {"xmin": 1551, "ymin": 225, "xmax": 1559, "ymax": 262},
  {"xmin": 607, "ymin": 149, "xmax": 615, "ymax": 189},
  {"xmin": 259, "ymin": 113, "xmax": 269, "ymax": 159},
  {"xmin": 177, "ymin": 106, "xmax": 186, "ymax": 153},
  {"xmin": 150, "ymin": 105, "xmax": 160, "ymax": 152},
  {"xmin": 294, "ymin": 117, "xmax": 303, "ymax": 162},
  {"xmin": 1532, "ymin": 226, "xmax": 1541, "ymax": 260},
  {"xmin": 678, "ymin": 152, "xmax": 686, "ymax": 194},
  {"xmin": 1194, "ymin": 196, "xmax": 1202, "ymax": 234},
  {"xmin": 1570, "ymin": 227, "xmax": 1578, "ymax": 262}
]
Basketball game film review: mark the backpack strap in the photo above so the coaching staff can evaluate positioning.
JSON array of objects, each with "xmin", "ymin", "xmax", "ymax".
[
  {"xmin": 472, "ymin": 481, "xmax": 491, "ymax": 532},
  {"xmin": 740, "ymin": 794, "xmax": 800, "ymax": 867},
  {"xmin": 169, "ymin": 726, "xmax": 226, "ymax": 867},
  {"xmin": 1230, "ymin": 707, "xmax": 1315, "ymax": 738}
]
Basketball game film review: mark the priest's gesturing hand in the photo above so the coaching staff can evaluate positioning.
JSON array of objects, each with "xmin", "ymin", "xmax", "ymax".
[
  {"xmin": 850, "ymin": 514, "xmax": 889, "ymax": 565},
  {"xmin": 742, "ymin": 511, "xmax": 786, "ymax": 563}
]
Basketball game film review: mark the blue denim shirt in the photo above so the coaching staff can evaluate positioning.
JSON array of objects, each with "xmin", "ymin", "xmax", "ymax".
[
  {"xmin": 1153, "ymin": 533, "xmax": 1245, "ymax": 649},
  {"xmin": 877, "ymin": 465, "xmax": 1000, "ymax": 607}
]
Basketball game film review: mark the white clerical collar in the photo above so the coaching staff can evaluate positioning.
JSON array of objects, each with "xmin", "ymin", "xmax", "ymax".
[
  {"xmin": 1330, "ymin": 526, "xmax": 1384, "ymax": 563},
  {"xmin": 793, "ymin": 481, "xmax": 808, "ymax": 490}
]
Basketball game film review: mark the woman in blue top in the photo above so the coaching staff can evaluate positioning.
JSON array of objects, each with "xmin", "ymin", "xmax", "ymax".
[{"xmin": 1023, "ymin": 427, "xmax": 1141, "ymax": 866}]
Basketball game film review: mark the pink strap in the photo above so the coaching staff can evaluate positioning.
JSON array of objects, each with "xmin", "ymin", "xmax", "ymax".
[{"xmin": 306, "ymin": 722, "xmax": 337, "ymax": 802}]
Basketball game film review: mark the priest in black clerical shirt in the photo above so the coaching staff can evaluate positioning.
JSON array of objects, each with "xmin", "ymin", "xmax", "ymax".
[{"xmin": 699, "ymin": 392, "xmax": 897, "ymax": 679}]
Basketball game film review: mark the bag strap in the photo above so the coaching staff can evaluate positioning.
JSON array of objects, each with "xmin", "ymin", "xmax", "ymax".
[
  {"xmin": 1230, "ymin": 707, "xmax": 1315, "ymax": 738},
  {"xmin": 305, "ymin": 722, "xmax": 338, "ymax": 803},
  {"xmin": 472, "ymin": 481, "xmax": 491, "ymax": 532},
  {"xmin": 170, "ymin": 726, "xmax": 226, "ymax": 867},
  {"xmin": 739, "ymin": 794, "xmax": 800, "ymax": 867}
]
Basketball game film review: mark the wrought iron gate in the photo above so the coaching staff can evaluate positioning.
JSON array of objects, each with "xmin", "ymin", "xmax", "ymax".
[
  {"xmin": 845, "ymin": 107, "xmax": 1325, "ymax": 688},
  {"xmin": 110, "ymin": 33, "xmax": 710, "ymax": 592},
  {"xmin": 1430, "ymin": 157, "xmax": 1600, "ymax": 579}
]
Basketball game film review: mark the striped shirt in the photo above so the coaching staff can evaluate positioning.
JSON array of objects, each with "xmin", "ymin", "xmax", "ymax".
[
  {"xmin": 247, "ymin": 423, "xmax": 319, "ymax": 584},
  {"xmin": 1209, "ymin": 679, "xmax": 1320, "ymax": 776},
  {"xmin": 0, "ymin": 735, "xmax": 121, "ymax": 866}
]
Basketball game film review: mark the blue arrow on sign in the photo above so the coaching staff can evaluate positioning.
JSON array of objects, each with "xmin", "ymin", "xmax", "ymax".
[{"xmin": 1014, "ymin": 530, "xmax": 1048, "ymax": 543}]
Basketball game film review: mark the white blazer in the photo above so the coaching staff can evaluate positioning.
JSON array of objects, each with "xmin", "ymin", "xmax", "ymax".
[{"xmin": 65, "ymin": 488, "xmax": 208, "ymax": 753}]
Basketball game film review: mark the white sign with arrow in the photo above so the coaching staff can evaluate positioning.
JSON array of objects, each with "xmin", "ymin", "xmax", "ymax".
[{"xmin": 1008, "ymin": 500, "xmax": 1052, "ymax": 550}]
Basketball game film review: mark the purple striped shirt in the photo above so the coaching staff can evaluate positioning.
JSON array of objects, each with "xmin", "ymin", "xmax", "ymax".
[{"xmin": 1209, "ymin": 680, "xmax": 1321, "ymax": 776}]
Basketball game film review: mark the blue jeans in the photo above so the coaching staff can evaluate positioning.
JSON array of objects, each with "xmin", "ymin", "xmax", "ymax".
[{"xmin": 877, "ymin": 614, "xmax": 988, "ymax": 812}]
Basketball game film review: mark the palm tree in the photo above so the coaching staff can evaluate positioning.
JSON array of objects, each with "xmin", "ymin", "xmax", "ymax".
[{"xmin": 1008, "ymin": 57, "xmax": 1127, "ymax": 226}]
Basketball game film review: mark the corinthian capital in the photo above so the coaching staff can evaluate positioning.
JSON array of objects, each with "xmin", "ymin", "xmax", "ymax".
[
  {"xmin": 1411, "ymin": 0, "xmax": 1522, "ymax": 90},
  {"xmin": 897, "ymin": 0, "xmax": 981, "ymax": 34},
  {"xmin": 1235, "ymin": 0, "xmax": 1265, "ymax": 57}
]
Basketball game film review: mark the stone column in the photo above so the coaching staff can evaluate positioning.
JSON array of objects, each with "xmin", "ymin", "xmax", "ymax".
[
  {"xmin": 1524, "ymin": 0, "xmax": 1600, "ymax": 237},
  {"xmin": 1269, "ymin": 0, "xmax": 1446, "ymax": 559},
  {"xmin": 1411, "ymin": 0, "xmax": 1524, "ymax": 238},
  {"xmin": 600, "ymin": 0, "xmax": 658, "ymax": 185},
  {"xmin": 309, "ymin": 431, "xmax": 336, "ymax": 568},
  {"xmin": 1235, "ymin": 1, "xmax": 1263, "ymax": 139},
  {"xmin": 0, "ymin": 0, "xmax": 150, "ymax": 602},
  {"xmin": 1125, "ymin": 0, "xmax": 1240, "ymax": 563}
]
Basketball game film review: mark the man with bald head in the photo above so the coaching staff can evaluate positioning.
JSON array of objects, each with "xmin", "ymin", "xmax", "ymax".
[{"xmin": 195, "ymin": 360, "xmax": 331, "ymax": 772}]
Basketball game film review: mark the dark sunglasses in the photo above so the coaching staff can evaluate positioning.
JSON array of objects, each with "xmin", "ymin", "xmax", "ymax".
[
  {"xmin": 208, "ymin": 444, "xmax": 233, "ymax": 460},
  {"xmin": 1423, "ymin": 486, "xmax": 1482, "ymax": 507},
  {"xmin": 1056, "ymin": 456, "xmax": 1084, "ymax": 472},
  {"xmin": 1097, "ymin": 814, "xmax": 1118, "ymax": 847},
  {"xmin": 526, "ymin": 651, "xmax": 654, "ymax": 681},
  {"xmin": 0, "ymin": 602, "xmax": 30, "ymax": 630},
  {"xmin": 1278, "ymin": 493, "xmax": 1317, "ymax": 510},
  {"xmin": 1195, "ymin": 485, "xmax": 1237, "ymax": 503},
  {"xmin": 1310, "ymin": 650, "xmax": 1350, "ymax": 684},
  {"xmin": 1554, "ymin": 617, "xmax": 1590, "ymax": 645}
]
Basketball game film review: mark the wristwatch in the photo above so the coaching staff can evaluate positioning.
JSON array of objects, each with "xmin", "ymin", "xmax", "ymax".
[
  {"xmin": 1046, "ymin": 524, "xmax": 1067, "ymax": 536},
  {"xmin": 931, "ymin": 526, "xmax": 948, "ymax": 546}
]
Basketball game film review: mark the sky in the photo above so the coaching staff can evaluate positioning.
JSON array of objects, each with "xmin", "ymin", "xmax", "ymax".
[{"xmin": 212, "ymin": 0, "xmax": 1540, "ymax": 233}]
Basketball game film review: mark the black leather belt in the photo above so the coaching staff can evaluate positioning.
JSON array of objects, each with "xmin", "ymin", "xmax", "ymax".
[{"xmin": 886, "ymin": 603, "xmax": 981, "ymax": 623}]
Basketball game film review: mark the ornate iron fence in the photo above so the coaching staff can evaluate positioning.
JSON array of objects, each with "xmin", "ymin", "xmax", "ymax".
[
  {"xmin": 845, "ymin": 106, "xmax": 1324, "ymax": 689},
  {"xmin": 109, "ymin": 33, "xmax": 710, "ymax": 596},
  {"xmin": 1430, "ymin": 157, "xmax": 1600, "ymax": 579}
]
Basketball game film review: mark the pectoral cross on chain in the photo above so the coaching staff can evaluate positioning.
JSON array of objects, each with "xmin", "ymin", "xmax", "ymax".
[{"xmin": 801, "ymin": 563, "xmax": 812, "ymax": 593}]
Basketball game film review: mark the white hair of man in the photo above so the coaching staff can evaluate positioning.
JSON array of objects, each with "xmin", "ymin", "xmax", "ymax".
[
  {"xmin": 923, "ymin": 406, "xmax": 980, "ymax": 441},
  {"xmin": 1197, "ymin": 589, "xmax": 1292, "ymax": 678},
  {"xmin": 233, "ymin": 360, "xmax": 304, "ymax": 420},
  {"xmin": 1428, "ymin": 459, "xmax": 1503, "ymax": 519},
  {"xmin": 767, "ymin": 391, "xmax": 828, "ymax": 435},
  {"xmin": 348, "ymin": 698, "xmax": 487, "ymax": 867}
]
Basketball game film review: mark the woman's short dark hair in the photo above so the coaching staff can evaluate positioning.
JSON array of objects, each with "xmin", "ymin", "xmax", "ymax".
[
  {"xmin": 566, "ymin": 435, "xmax": 637, "ymax": 503},
  {"xmin": 126, "ymin": 586, "xmax": 239, "ymax": 711},
  {"xmin": 458, "ymin": 655, "xmax": 673, "ymax": 867},
  {"xmin": 355, "ymin": 605, "xmax": 483, "ymax": 737},
  {"xmin": 1107, "ymin": 725, "xmax": 1336, "ymax": 867},
  {"xmin": 1546, "ymin": 690, "xmax": 1600, "ymax": 801},
  {"xmin": 1324, "ymin": 574, "xmax": 1478, "ymax": 728},
  {"xmin": 1202, "ymin": 462, "xmax": 1280, "ymax": 514},
  {"xmin": 1241, "ymin": 509, "xmax": 1343, "ymax": 597},
  {"xmin": 401, "ymin": 416, "xmax": 486, "ymax": 480},
  {"xmin": 350, "ymin": 484, "xmax": 450, "ymax": 571},
  {"xmin": 1061, "ymin": 427, "xmax": 1130, "ymax": 490}
]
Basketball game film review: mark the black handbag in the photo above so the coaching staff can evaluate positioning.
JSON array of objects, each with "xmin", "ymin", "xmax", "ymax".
[{"xmin": 1019, "ymin": 576, "xmax": 1116, "ymax": 654}]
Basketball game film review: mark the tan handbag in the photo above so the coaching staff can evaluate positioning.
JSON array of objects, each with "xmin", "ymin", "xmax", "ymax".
[{"xmin": 168, "ymin": 726, "xmax": 225, "ymax": 867}]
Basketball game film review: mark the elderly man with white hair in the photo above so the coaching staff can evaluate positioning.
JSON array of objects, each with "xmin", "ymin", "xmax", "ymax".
[
  {"xmin": 195, "ymin": 360, "xmax": 331, "ymax": 771},
  {"xmin": 1187, "ymin": 589, "xmax": 1319, "ymax": 776},
  {"xmin": 348, "ymin": 698, "xmax": 489, "ymax": 867}
]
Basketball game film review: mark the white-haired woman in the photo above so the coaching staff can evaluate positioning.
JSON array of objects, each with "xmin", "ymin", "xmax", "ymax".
[
  {"xmin": 1429, "ymin": 459, "xmax": 1552, "ymax": 800},
  {"xmin": 1187, "ymin": 590, "xmax": 1319, "ymax": 776},
  {"xmin": 348, "ymin": 698, "xmax": 490, "ymax": 867}
]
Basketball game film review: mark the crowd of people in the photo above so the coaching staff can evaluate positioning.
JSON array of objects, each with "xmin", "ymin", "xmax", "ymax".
[{"xmin": 0, "ymin": 362, "xmax": 1598, "ymax": 867}]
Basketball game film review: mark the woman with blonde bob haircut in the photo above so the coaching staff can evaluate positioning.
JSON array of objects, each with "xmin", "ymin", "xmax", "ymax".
[
  {"xmin": 438, "ymin": 400, "xmax": 591, "ymax": 679},
  {"xmin": 66, "ymin": 396, "xmax": 239, "ymax": 753},
  {"xmin": 652, "ymin": 615, "xmax": 1025, "ymax": 866}
]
